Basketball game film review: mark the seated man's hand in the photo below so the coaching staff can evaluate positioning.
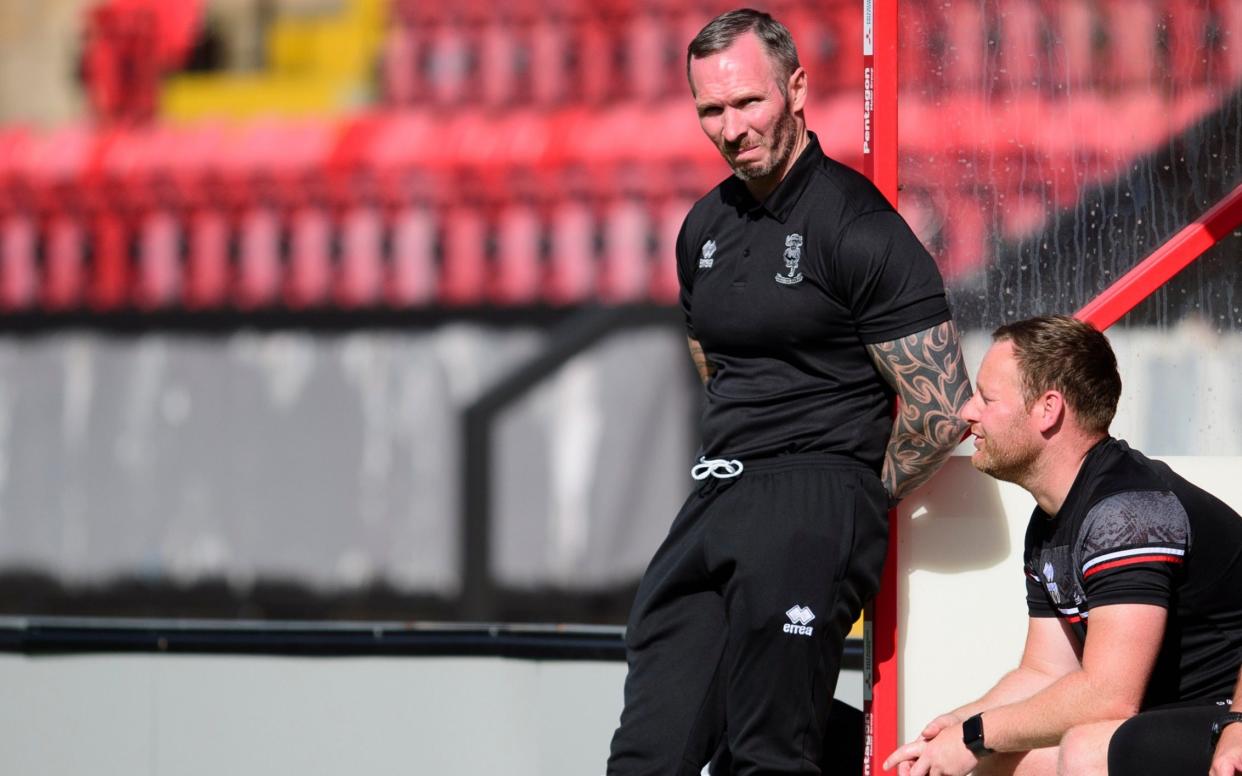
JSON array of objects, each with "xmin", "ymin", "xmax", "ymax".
[
  {"xmin": 883, "ymin": 714, "xmax": 968, "ymax": 775},
  {"xmin": 920, "ymin": 713, "xmax": 962, "ymax": 741},
  {"xmin": 1212, "ymin": 722, "xmax": 1242, "ymax": 776},
  {"xmin": 892, "ymin": 723, "xmax": 978, "ymax": 776}
]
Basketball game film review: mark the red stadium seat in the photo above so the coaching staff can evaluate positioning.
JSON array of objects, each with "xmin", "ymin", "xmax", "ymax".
[
  {"xmin": 941, "ymin": 1, "xmax": 987, "ymax": 91},
  {"xmin": 998, "ymin": 0, "xmax": 1045, "ymax": 92},
  {"xmin": 286, "ymin": 206, "xmax": 332, "ymax": 309},
  {"xmin": 600, "ymin": 197, "xmax": 651, "ymax": 303},
  {"xmin": 530, "ymin": 19, "xmax": 570, "ymax": 104},
  {"xmin": 440, "ymin": 205, "xmax": 488, "ymax": 305},
  {"xmin": 381, "ymin": 23, "xmax": 419, "ymax": 106},
  {"xmin": 44, "ymin": 215, "xmax": 86, "ymax": 311},
  {"xmin": 479, "ymin": 22, "xmax": 521, "ymax": 107},
  {"xmin": 337, "ymin": 205, "xmax": 384, "ymax": 308},
  {"xmin": 236, "ymin": 207, "xmax": 281, "ymax": 310},
  {"xmin": 649, "ymin": 196, "xmax": 692, "ymax": 304},
  {"xmin": 135, "ymin": 209, "xmax": 181, "ymax": 309},
  {"xmin": 1047, "ymin": 0, "xmax": 1098, "ymax": 93},
  {"xmin": 577, "ymin": 20, "xmax": 616, "ymax": 103},
  {"xmin": 1102, "ymin": 0, "xmax": 1160, "ymax": 89},
  {"xmin": 492, "ymin": 202, "xmax": 543, "ymax": 305},
  {"xmin": 1218, "ymin": 0, "xmax": 1242, "ymax": 83},
  {"xmin": 545, "ymin": 199, "xmax": 595, "ymax": 304},
  {"xmin": 185, "ymin": 209, "xmax": 230, "ymax": 310},
  {"xmin": 1164, "ymin": 3, "xmax": 1212, "ymax": 88},
  {"xmin": 88, "ymin": 212, "xmax": 129, "ymax": 311},
  {"xmin": 428, "ymin": 23, "xmax": 473, "ymax": 105},
  {"xmin": 626, "ymin": 12, "xmax": 670, "ymax": 101},
  {"xmin": 388, "ymin": 205, "xmax": 438, "ymax": 307},
  {"xmin": 0, "ymin": 214, "xmax": 37, "ymax": 311}
]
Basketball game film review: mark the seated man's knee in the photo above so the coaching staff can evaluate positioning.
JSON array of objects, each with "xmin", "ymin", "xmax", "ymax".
[{"xmin": 1105, "ymin": 715, "xmax": 1152, "ymax": 774}]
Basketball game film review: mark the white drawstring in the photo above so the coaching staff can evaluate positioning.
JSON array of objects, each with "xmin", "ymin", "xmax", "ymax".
[{"xmin": 690, "ymin": 456, "xmax": 744, "ymax": 481}]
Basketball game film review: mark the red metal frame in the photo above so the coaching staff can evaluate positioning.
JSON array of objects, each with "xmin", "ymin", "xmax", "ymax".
[
  {"xmin": 862, "ymin": 0, "xmax": 900, "ymax": 773},
  {"xmin": 862, "ymin": 0, "xmax": 1242, "ymax": 769},
  {"xmin": 1076, "ymin": 182, "xmax": 1242, "ymax": 329}
]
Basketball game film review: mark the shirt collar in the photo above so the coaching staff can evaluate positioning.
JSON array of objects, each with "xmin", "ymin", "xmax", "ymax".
[
  {"xmin": 1040, "ymin": 436, "xmax": 1114, "ymax": 521},
  {"xmin": 724, "ymin": 131, "xmax": 822, "ymax": 223}
]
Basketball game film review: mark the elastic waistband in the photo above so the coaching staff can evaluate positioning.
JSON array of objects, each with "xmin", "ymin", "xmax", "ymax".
[{"xmin": 713, "ymin": 452, "xmax": 874, "ymax": 475}]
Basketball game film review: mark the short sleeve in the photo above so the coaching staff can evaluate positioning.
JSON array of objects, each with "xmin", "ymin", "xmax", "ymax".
[
  {"xmin": 1078, "ymin": 491, "xmax": 1190, "ymax": 609},
  {"xmin": 675, "ymin": 217, "xmax": 695, "ymax": 338},
  {"xmin": 830, "ymin": 210, "xmax": 951, "ymax": 343}
]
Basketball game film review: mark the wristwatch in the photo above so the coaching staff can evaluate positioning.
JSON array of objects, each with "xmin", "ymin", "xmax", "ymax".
[
  {"xmin": 962, "ymin": 713, "xmax": 994, "ymax": 757},
  {"xmin": 1210, "ymin": 711, "xmax": 1242, "ymax": 746}
]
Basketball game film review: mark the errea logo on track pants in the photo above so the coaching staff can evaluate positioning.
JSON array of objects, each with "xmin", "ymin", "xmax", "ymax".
[{"xmin": 783, "ymin": 605, "xmax": 815, "ymax": 636}]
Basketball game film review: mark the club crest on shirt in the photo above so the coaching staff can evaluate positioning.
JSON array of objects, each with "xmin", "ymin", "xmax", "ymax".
[
  {"xmin": 699, "ymin": 240, "xmax": 717, "ymax": 269},
  {"xmin": 775, "ymin": 233, "xmax": 804, "ymax": 285}
]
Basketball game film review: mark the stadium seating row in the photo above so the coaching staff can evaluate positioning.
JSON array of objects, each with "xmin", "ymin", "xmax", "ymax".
[
  {"xmin": 381, "ymin": 0, "xmax": 1242, "ymax": 107},
  {"xmin": 0, "ymin": 198, "xmax": 685, "ymax": 312}
]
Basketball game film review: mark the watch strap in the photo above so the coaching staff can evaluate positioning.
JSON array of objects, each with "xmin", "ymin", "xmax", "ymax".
[
  {"xmin": 1211, "ymin": 711, "xmax": 1242, "ymax": 746},
  {"xmin": 962, "ymin": 713, "xmax": 994, "ymax": 757}
]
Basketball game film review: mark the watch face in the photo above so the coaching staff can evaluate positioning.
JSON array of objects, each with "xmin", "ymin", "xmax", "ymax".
[{"xmin": 962, "ymin": 714, "xmax": 990, "ymax": 755}]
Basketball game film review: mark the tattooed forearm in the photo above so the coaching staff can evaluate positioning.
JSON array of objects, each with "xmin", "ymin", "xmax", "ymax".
[
  {"xmin": 866, "ymin": 320, "xmax": 973, "ymax": 502},
  {"xmin": 688, "ymin": 337, "xmax": 715, "ymax": 385}
]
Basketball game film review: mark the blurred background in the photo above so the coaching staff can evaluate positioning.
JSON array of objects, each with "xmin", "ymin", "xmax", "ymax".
[{"xmin": 0, "ymin": 0, "xmax": 1239, "ymax": 626}]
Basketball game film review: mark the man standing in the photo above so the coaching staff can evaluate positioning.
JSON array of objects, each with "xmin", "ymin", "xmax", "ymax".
[
  {"xmin": 884, "ymin": 316, "xmax": 1242, "ymax": 776},
  {"xmin": 607, "ymin": 9, "xmax": 972, "ymax": 775}
]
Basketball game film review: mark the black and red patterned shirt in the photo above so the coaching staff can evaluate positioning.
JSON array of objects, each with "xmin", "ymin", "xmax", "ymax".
[{"xmin": 1024, "ymin": 437, "xmax": 1242, "ymax": 705}]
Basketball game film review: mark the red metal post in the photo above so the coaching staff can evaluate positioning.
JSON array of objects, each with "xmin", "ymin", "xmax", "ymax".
[
  {"xmin": 1076, "ymin": 182, "xmax": 1242, "ymax": 330},
  {"xmin": 862, "ymin": 0, "xmax": 901, "ymax": 773}
]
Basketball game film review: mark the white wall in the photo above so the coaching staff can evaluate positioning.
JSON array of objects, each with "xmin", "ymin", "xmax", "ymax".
[{"xmin": 0, "ymin": 647, "xmax": 861, "ymax": 775}]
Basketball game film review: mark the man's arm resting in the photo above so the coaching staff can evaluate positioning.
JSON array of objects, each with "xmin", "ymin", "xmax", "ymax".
[
  {"xmin": 943, "ymin": 616, "xmax": 1083, "ymax": 722},
  {"xmin": 688, "ymin": 336, "xmax": 714, "ymax": 385},
  {"xmin": 899, "ymin": 615, "xmax": 1082, "ymax": 752},
  {"xmin": 865, "ymin": 319, "xmax": 973, "ymax": 502},
  {"xmin": 978, "ymin": 603, "xmax": 1165, "ymax": 752}
]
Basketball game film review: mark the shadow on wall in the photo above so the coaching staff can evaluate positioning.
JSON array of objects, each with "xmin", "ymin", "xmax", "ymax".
[{"xmin": 902, "ymin": 458, "xmax": 1011, "ymax": 575}]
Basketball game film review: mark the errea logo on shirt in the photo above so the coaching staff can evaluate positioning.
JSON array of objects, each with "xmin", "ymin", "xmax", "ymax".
[
  {"xmin": 699, "ymin": 240, "xmax": 717, "ymax": 269},
  {"xmin": 783, "ymin": 604, "xmax": 815, "ymax": 636}
]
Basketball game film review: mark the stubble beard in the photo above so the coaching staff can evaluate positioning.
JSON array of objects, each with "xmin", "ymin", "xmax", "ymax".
[
  {"xmin": 972, "ymin": 437, "xmax": 1039, "ymax": 486},
  {"xmin": 728, "ymin": 107, "xmax": 798, "ymax": 182}
]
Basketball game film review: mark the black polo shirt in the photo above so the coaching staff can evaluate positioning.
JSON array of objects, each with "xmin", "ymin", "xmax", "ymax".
[
  {"xmin": 676, "ymin": 132, "xmax": 950, "ymax": 468},
  {"xmin": 1024, "ymin": 438, "xmax": 1242, "ymax": 705}
]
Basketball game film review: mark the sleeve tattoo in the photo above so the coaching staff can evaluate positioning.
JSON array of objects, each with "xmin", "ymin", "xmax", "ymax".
[
  {"xmin": 687, "ymin": 337, "xmax": 714, "ymax": 385},
  {"xmin": 866, "ymin": 320, "xmax": 973, "ymax": 502}
]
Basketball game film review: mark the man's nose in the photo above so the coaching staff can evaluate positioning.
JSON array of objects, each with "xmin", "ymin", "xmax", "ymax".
[
  {"xmin": 959, "ymin": 394, "xmax": 980, "ymax": 423},
  {"xmin": 721, "ymin": 108, "xmax": 746, "ymax": 144}
]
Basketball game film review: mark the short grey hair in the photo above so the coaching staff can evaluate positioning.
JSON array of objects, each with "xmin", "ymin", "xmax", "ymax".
[{"xmin": 686, "ymin": 8, "xmax": 801, "ymax": 95}]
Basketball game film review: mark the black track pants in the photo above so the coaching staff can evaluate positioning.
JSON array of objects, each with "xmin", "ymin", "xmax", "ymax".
[{"xmin": 606, "ymin": 454, "xmax": 889, "ymax": 776}]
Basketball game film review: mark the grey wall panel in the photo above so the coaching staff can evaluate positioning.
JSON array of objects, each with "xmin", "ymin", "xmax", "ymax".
[
  {"xmin": 491, "ymin": 328, "xmax": 697, "ymax": 589},
  {"xmin": 0, "ymin": 327, "xmax": 545, "ymax": 595}
]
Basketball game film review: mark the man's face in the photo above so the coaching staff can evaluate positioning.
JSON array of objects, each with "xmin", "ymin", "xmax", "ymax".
[
  {"xmin": 689, "ymin": 33, "xmax": 798, "ymax": 183},
  {"xmin": 959, "ymin": 340, "xmax": 1043, "ymax": 483}
]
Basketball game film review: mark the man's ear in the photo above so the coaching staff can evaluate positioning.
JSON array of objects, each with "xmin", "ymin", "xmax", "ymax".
[
  {"xmin": 1034, "ymin": 390, "xmax": 1065, "ymax": 433},
  {"xmin": 787, "ymin": 67, "xmax": 807, "ymax": 113}
]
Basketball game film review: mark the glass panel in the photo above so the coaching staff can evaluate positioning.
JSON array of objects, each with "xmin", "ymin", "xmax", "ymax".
[{"xmin": 902, "ymin": 0, "xmax": 1242, "ymax": 453}]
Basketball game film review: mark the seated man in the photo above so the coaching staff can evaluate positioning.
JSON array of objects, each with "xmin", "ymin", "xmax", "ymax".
[{"xmin": 884, "ymin": 315, "xmax": 1242, "ymax": 776}]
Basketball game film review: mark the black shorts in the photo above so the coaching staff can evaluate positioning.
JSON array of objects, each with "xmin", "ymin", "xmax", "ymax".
[
  {"xmin": 607, "ymin": 453, "xmax": 889, "ymax": 776},
  {"xmin": 1108, "ymin": 698, "xmax": 1234, "ymax": 775}
]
